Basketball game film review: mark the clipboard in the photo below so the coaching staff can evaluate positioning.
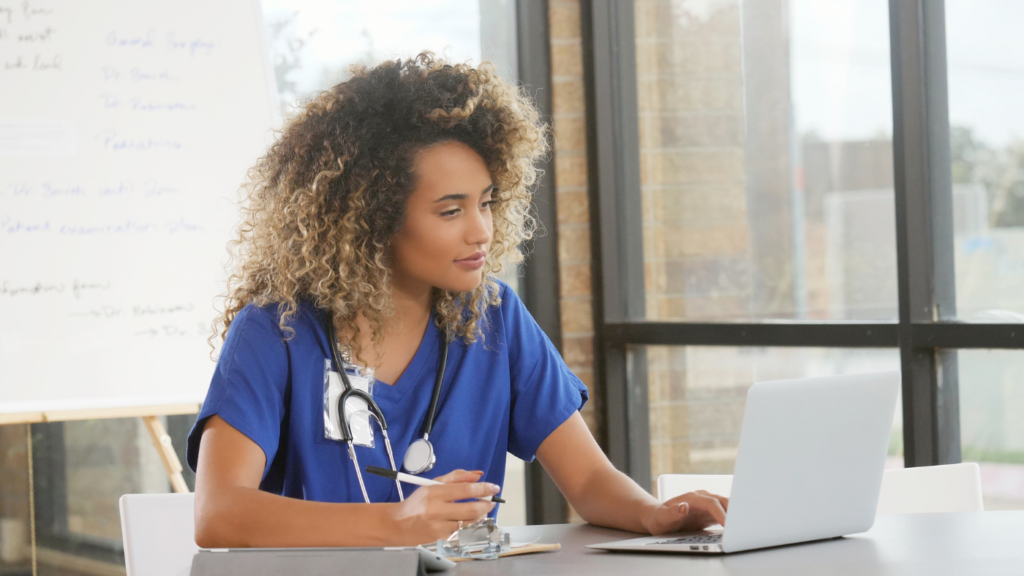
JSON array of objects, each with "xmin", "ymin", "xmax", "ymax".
[{"xmin": 191, "ymin": 547, "xmax": 451, "ymax": 575}]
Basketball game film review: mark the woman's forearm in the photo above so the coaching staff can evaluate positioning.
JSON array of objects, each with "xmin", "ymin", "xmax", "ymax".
[
  {"xmin": 536, "ymin": 414, "xmax": 660, "ymax": 534},
  {"xmin": 195, "ymin": 485, "xmax": 398, "ymax": 548},
  {"xmin": 193, "ymin": 417, "xmax": 497, "ymax": 547},
  {"xmin": 568, "ymin": 464, "xmax": 659, "ymax": 534}
]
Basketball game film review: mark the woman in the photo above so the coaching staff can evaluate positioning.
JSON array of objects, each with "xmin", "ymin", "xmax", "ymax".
[{"xmin": 188, "ymin": 53, "xmax": 727, "ymax": 548}]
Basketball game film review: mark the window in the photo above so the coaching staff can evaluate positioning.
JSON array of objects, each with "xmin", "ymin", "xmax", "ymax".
[
  {"xmin": 582, "ymin": 0, "xmax": 1024, "ymax": 510},
  {"xmin": 635, "ymin": 0, "xmax": 898, "ymax": 322},
  {"xmin": 956, "ymin": 350, "xmax": 1024, "ymax": 509},
  {"xmin": 645, "ymin": 346, "xmax": 902, "ymax": 485},
  {"xmin": 944, "ymin": 0, "xmax": 1024, "ymax": 320},
  {"xmin": 942, "ymin": 1, "xmax": 1024, "ymax": 507}
]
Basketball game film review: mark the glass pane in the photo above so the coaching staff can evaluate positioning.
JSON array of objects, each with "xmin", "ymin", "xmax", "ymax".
[
  {"xmin": 263, "ymin": 0, "xmax": 518, "ymax": 114},
  {"xmin": 635, "ymin": 0, "xmax": 897, "ymax": 321},
  {"xmin": 957, "ymin": 350, "xmax": 1024, "ymax": 510},
  {"xmin": 945, "ymin": 1, "xmax": 1024, "ymax": 321},
  {"xmin": 64, "ymin": 420, "xmax": 167, "ymax": 544},
  {"xmin": 645, "ymin": 346, "xmax": 902, "ymax": 490}
]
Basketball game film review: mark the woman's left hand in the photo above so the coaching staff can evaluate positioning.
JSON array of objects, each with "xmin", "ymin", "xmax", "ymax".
[{"xmin": 642, "ymin": 491, "xmax": 729, "ymax": 536}]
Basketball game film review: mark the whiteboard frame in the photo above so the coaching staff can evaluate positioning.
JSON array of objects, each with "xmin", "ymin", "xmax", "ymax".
[{"xmin": 0, "ymin": 402, "xmax": 200, "ymax": 425}]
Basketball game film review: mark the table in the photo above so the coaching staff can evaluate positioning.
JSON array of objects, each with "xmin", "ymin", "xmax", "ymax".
[{"xmin": 455, "ymin": 511, "xmax": 1024, "ymax": 575}]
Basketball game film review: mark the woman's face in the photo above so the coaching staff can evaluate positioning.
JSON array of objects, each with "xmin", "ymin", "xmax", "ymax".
[{"xmin": 390, "ymin": 140, "xmax": 495, "ymax": 295}]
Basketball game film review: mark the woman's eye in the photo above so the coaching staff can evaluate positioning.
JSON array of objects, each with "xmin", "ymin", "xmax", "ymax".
[
  {"xmin": 482, "ymin": 200, "xmax": 498, "ymax": 209},
  {"xmin": 440, "ymin": 208, "xmax": 460, "ymax": 217}
]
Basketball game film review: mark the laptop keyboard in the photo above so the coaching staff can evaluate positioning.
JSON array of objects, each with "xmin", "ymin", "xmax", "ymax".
[{"xmin": 648, "ymin": 533, "xmax": 723, "ymax": 545}]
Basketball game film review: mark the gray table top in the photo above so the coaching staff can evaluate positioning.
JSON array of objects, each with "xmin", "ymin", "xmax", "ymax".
[{"xmin": 454, "ymin": 511, "xmax": 1024, "ymax": 576}]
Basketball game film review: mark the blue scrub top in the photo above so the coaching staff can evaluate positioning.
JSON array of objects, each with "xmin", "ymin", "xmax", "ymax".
[{"xmin": 186, "ymin": 281, "xmax": 588, "ymax": 513}]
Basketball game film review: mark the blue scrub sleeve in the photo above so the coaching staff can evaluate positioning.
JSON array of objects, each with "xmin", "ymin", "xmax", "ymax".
[
  {"xmin": 503, "ymin": 286, "xmax": 589, "ymax": 462},
  {"xmin": 186, "ymin": 304, "xmax": 289, "ymax": 480}
]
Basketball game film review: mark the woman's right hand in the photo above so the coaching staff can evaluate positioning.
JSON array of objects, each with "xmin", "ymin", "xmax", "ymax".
[{"xmin": 387, "ymin": 469, "xmax": 499, "ymax": 545}]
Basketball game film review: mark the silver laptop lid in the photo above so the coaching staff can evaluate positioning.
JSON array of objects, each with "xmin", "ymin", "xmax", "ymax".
[{"xmin": 722, "ymin": 370, "xmax": 900, "ymax": 553}]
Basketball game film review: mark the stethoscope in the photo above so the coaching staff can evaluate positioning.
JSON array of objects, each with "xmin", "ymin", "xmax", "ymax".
[{"xmin": 324, "ymin": 312, "xmax": 449, "ymax": 503}]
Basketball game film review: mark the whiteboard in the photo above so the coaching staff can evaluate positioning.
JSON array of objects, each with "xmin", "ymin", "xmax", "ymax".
[{"xmin": 0, "ymin": 0, "xmax": 278, "ymax": 415}]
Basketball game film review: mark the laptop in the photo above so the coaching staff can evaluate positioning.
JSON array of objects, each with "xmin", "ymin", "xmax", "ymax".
[{"xmin": 589, "ymin": 370, "xmax": 900, "ymax": 555}]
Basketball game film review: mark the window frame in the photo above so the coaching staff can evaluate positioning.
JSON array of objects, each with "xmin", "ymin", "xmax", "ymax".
[
  {"xmin": 515, "ymin": 0, "xmax": 572, "ymax": 525},
  {"xmin": 579, "ymin": 0, "xmax": 1024, "ymax": 490}
]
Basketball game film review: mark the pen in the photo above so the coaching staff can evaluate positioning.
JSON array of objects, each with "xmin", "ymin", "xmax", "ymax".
[{"xmin": 365, "ymin": 466, "xmax": 507, "ymax": 504}]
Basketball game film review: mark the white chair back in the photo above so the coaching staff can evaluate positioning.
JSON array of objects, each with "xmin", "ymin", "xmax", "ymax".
[
  {"xmin": 657, "ymin": 462, "xmax": 985, "ymax": 515},
  {"xmin": 119, "ymin": 493, "xmax": 198, "ymax": 576},
  {"xmin": 877, "ymin": 462, "xmax": 984, "ymax": 514},
  {"xmin": 656, "ymin": 474, "xmax": 733, "ymax": 502}
]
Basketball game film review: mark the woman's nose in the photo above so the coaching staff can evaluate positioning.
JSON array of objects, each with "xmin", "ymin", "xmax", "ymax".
[{"xmin": 466, "ymin": 207, "xmax": 492, "ymax": 246}]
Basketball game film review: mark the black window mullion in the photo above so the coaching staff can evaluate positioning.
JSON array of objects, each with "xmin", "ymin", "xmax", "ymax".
[
  {"xmin": 912, "ymin": 324, "xmax": 1024, "ymax": 349},
  {"xmin": 581, "ymin": 1, "xmax": 645, "ymax": 324},
  {"xmin": 604, "ymin": 322, "xmax": 899, "ymax": 348},
  {"xmin": 889, "ymin": 0, "xmax": 960, "ymax": 467},
  {"xmin": 601, "ymin": 320, "xmax": 1024, "ymax": 350},
  {"xmin": 580, "ymin": 0, "xmax": 649, "ymax": 485},
  {"xmin": 515, "ymin": 0, "xmax": 571, "ymax": 526}
]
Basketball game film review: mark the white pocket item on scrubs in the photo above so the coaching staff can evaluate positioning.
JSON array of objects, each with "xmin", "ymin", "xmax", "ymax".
[{"xmin": 323, "ymin": 359, "xmax": 376, "ymax": 447}]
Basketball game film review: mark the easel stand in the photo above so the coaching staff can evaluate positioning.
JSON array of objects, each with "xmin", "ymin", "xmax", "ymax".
[
  {"xmin": 142, "ymin": 415, "xmax": 191, "ymax": 494},
  {"xmin": 1, "ymin": 403, "xmax": 200, "ymax": 576}
]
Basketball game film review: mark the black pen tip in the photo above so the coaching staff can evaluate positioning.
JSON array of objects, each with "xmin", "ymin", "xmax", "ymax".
[
  {"xmin": 366, "ymin": 466, "xmax": 506, "ymax": 504},
  {"xmin": 366, "ymin": 465, "xmax": 398, "ymax": 480}
]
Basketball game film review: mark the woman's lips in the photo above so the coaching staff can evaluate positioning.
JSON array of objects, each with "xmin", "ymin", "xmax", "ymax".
[{"xmin": 455, "ymin": 251, "xmax": 486, "ymax": 270}]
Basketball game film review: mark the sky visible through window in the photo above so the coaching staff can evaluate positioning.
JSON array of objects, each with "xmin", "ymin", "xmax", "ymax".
[
  {"xmin": 791, "ymin": 0, "xmax": 1024, "ymax": 148},
  {"xmin": 262, "ymin": 0, "xmax": 483, "ymax": 115}
]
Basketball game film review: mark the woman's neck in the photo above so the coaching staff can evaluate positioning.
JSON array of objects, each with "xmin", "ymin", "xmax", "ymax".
[
  {"xmin": 388, "ymin": 270, "xmax": 433, "ymax": 329},
  {"xmin": 344, "ymin": 272, "xmax": 433, "ymax": 382},
  {"xmin": 344, "ymin": 271, "xmax": 432, "ymax": 365}
]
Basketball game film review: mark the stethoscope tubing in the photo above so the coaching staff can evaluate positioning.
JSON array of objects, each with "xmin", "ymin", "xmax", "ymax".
[
  {"xmin": 422, "ymin": 332, "xmax": 448, "ymax": 440},
  {"xmin": 323, "ymin": 310, "xmax": 448, "ymax": 502}
]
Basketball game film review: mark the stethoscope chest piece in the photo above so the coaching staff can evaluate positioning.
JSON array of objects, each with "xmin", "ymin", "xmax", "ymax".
[{"xmin": 403, "ymin": 437, "xmax": 436, "ymax": 474}]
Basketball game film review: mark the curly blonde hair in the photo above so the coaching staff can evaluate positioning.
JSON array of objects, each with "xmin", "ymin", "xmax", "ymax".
[{"xmin": 213, "ymin": 52, "xmax": 549, "ymax": 360}]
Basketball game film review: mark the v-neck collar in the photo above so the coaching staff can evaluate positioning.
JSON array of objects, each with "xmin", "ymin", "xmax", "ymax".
[{"xmin": 370, "ymin": 310, "xmax": 439, "ymax": 404}]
